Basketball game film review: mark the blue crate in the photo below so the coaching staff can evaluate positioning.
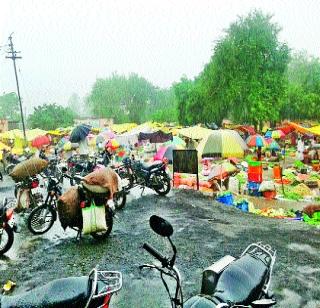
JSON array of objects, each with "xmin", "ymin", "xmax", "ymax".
[{"xmin": 216, "ymin": 193, "xmax": 234, "ymax": 206}]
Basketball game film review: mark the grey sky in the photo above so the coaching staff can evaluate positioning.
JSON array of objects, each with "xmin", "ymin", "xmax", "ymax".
[{"xmin": 0, "ymin": 0, "xmax": 319, "ymax": 114}]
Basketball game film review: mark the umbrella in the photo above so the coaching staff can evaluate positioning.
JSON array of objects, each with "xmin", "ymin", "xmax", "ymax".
[
  {"xmin": 154, "ymin": 145, "xmax": 178, "ymax": 163},
  {"xmin": 246, "ymin": 134, "xmax": 267, "ymax": 148},
  {"xmin": 101, "ymin": 128, "xmax": 115, "ymax": 140},
  {"xmin": 106, "ymin": 139, "xmax": 120, "ymax": 150},
  {"xmin": 56, "ymin": 136, "xmax": 69, "ymax": 149},
  {"xmin": 265, "ymin": 130, "xmax": 285, "ymax": 139},
  {"xmin": 198, "ymin": 129, "xmax": 248, "ymax": 158},
  {"xmin": 31, "ymin": 135, "xmax": 51, "ymax": 148},
  {"xmin": 208, "ymin": 162, "xmax": 238, "ymax": 180},
  {"xmin": 70, "ymin": 124, "xmax": 91, "ymax": 143},
  {"xmin": 266, "ymin": 139, "xmax": 280, "ymax": 151}
]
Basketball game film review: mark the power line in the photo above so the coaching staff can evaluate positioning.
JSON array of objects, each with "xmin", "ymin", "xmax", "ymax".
[{"xmin": 5, "ymin": 33, "xmax": 27, "ymax": 143}]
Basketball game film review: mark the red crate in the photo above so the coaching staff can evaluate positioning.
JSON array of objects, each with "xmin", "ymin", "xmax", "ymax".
[{"xmin": 248, "ymin": 172, "xmax": 263, "ymax": 183}]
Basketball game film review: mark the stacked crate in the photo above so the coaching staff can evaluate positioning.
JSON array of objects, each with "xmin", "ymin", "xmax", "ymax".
[{"xmin": 247, "ymin": 161, "xmax": 263, "ymax": 196}]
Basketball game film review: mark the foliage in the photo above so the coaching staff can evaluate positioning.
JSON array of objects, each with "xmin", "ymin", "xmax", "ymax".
[
  {"xmin": 28, "ymin": 103, "xmax": 75, "ymax": 130},
  {"xmin": 0, "ymin": 92, "xmax": 20, "ymax": 121},
  {"xmin": 175, "ymin": 10, "xmax": 290, "ymax": 126},
  {"xmin": 87, "ymin": 73, "xmax": 177, "ymax": 124},
  {"xmin": 282, "ymin": 52, "xmax": 320, "ymax": 120}
]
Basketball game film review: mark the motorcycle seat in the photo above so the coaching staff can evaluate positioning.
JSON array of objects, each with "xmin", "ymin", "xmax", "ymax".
[
  {"xmin": 1, "ymin": 276, "xmax": 90, "ymax": 308},
  {"xmin": 141, "ymin": 162, "xmax": 163, "ymax": 171},
  {"xmin": 213, "ymin": 254, "xmax": 268, "ymax": 305}
]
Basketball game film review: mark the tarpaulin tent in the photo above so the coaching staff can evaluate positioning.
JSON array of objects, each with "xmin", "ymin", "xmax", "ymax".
[
  {"xmin": 138, "ymin": 131, "xmax": 173, "ymax": 143},
  {"xmin": 178, "ymin": 125, "xmax": 212, "ymax": 140},
  {"xmin": 287, "ymin": 122, "xmax": 320, "ymax": 136}
]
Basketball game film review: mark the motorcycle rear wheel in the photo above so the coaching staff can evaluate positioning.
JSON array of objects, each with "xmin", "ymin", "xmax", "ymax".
[
  {"xmin": 91, "ymin": 209, "xmax": 113, "ymax": 240},
  {"xmin": 27, "ymin": 204, "xmax": 56, "ymax": 235},
  {"xmin": 152, "ymin": 173, "xmax": 171, "ymax": 196},
  {"xmin": 114, "ymin": 190, "xmax": 127, "ymax": 210},
  {"xmin": 0, "ymin": 226, "xmax": 14, "ymax": 255}
]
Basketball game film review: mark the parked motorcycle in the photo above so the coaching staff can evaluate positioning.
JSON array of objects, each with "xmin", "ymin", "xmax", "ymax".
[
  {"xmin": 27, "ymin": 171, "xmax": 66, "ymax": 235},
  {"xmin": 121, "ymin": 157, "xmax": 171, "ymax": 196},
  {"xmin": 27, "ymin": 171, "xmax": 119, "ymax": 240},
  {"xmin": 0, "ymin": 198, "xmax": 18, "ymax": 255},
  {"xmin": 141, "ymin": 215, "xmax": 277, "ymax": 307},
  {"xmin": 0, "ymin": 267, "xmax": 122, "ymax": 308},
  {"xmin": 14, "ymin": 176, "xmax": 43, "ymax": 209}
]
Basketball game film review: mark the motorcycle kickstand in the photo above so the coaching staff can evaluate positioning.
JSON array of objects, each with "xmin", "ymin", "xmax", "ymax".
[
  {"xmin": 140, "ymin": 186, "xmax": 145, "ymax": 196},
  {"xmin": 75, "ymin": 229, "xmax": 82, "ymax": 242}
]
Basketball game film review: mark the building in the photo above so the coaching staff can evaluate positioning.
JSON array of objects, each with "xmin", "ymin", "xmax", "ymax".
[{"xmin": 74, "ymin": 117, "xmax": 114, "ymax": 128}]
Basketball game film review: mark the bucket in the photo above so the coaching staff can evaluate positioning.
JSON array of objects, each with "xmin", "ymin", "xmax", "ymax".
[
  {"xmin": 273, "ymin": 165, "xmax": 281, "ymax": 180},
  {"xmin": 263, "ymin": 190, "xmax": 276, "ymax": 200}
]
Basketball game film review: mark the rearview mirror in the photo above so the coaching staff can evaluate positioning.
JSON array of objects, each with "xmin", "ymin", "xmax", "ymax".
[{"xmin": 149, "ymin": 215, "xmax": 173, "ymax": 238}]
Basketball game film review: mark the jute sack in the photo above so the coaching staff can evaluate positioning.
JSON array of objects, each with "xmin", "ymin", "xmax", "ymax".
[
  {"xmin": 82, "ymin": 200, "xmax": 107, "ymax": 234},
  {"xmin": 10, "ymin": 158, "xmax": 48, "ymax": 181}
]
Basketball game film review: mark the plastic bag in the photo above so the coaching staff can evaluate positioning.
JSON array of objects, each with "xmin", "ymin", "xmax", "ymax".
[{"xmin": 82, "ymin": 201, "xmax": 107, "ymax": 234}]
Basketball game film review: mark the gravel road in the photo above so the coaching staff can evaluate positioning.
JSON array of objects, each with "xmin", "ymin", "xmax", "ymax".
[{"xmin": 0, "ymin": 180, "xmax": 319, "ymax": 307}]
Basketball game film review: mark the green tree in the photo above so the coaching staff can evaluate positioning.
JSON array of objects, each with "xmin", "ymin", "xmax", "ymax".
[
  {"xmin": 28, "ymin": 103, "xmax": 75, "ymax": 130},
  {"xmin": 0, "ymin": 92, "xmax": 20, "ymax": 121},
  {"xmin": 87, "ymin": 73, "xmax": 178, "ymax": 124},
  {"xmin": 282, "ymin": 52, "xmax": 320, "ymax": 120}
]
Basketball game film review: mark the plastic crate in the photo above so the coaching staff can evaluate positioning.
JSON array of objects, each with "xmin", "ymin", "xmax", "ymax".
[
  {"xmin": 216, "ymin": 194, "xmax": 234, "ymax": 206},
  {"xmin": 247, "ymin": 181, "xmax": 260, "ymax": 190},
  {"xmin": 248, "ymin": 172, "xmax": 263, "ymax": 183}
]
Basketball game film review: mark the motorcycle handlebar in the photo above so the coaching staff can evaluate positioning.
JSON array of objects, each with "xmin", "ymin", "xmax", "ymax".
[{"xmin": 143, "ymin": 243, "xmax": 167, "ymax": 266}]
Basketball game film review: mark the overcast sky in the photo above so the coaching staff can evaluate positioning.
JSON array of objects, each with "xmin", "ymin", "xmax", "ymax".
[{"xmin": 0, "ymin": 0, "xmax": 319, "ymax": 114}]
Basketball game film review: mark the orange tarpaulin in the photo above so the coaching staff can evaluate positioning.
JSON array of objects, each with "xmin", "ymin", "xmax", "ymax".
[{"xmin": 287, "ymin": 122, "xmax": 320, "ymax": 136}]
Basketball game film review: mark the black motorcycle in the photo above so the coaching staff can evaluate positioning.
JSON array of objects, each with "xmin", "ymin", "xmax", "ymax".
[
  {"xmin": 141, "ymin": 215, "xmax": 277, "ymax": 307},
  {"xmin": 0, "ymin": 267, "xmax": 122, "ymax": 308},
  {"xmin": 120, "ymin": 157, "xmax": 171, "ymax": 196}
]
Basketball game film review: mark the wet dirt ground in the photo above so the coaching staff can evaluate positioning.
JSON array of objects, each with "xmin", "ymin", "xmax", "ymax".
[{"xmin": 0, "ymin": 177, "xmax": 319, "ymax": 308}]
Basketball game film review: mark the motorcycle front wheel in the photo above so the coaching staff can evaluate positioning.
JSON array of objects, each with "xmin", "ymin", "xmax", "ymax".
[
  {"xmin": 151, "ymin": 173, "xmax": 171, "ymax": 196},
  {"xmin": 27, "ymin": 204, "xmax": 57, "ymax": 235},
  {"xmin": 91, "ymin": 209, "xmax": 113, "ymax": 240},
  {"xmin": 0, "ymin": 226, "xmax": 14, "ymax": 255}
]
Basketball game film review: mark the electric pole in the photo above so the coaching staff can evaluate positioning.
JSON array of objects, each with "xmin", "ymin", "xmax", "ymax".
[{"xmin": 6, "ymin": 33, "xmax": 27, "ymax": 143}]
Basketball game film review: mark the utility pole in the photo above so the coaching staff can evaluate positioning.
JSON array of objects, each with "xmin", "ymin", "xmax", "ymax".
[{"xmin": 6, "ymin": 33, "xmax": 27, "ymax": 143}]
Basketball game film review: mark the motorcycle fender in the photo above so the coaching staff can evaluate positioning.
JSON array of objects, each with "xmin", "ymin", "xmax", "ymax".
[{"xmin": 201, "ymin": 255, "xmax": 235, "ymax": 296}]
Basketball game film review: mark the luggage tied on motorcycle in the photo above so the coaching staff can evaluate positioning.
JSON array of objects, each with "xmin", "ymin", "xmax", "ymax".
[
  {"xmin": 82, "ymin": 199, "xmax": 107, "ymax": 234},
  {"xmin": 9, "ymin": 158, "xmax": 48, "ymax": 181},
  {"xmin": 57, "ymin": 168, "xmax": 118, "ymax": 230},
  {"xmin": 82, "ymin": 168, "xmax": 119, "ymax": 199}
]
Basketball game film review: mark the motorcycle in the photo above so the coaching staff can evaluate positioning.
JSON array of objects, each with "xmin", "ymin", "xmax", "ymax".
[
  {"xmin": 0, "ymin": 198, "xmax": 18, "ymax": 255},
  {"xmin": 120, "ymin": 157, "xmax": 171, "ymax": 196},
  {"xmin": 14, "ymin": 176, "xmax": 43, "ymax": 210},
  {"xmin": 0, "ymin": 267, "xmax": 122, "ymax": 308},
  {"xmin": 27, "ymin": 168, "xmax": 126, "ymax": 235},
  {"xmin": 140, "ymin": 215, "xmax": 277, "ymax": 307}
]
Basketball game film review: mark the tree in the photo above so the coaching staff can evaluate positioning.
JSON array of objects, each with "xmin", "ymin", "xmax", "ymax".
[
  {"xmin": 0, "ymin": 92, "xmax": 20, "ymax": 121},
  {"xmin": 28, "ymin": 103, "xmax": 75, "ymax": 130},
  {"xmin": 282, "ymin": 52, "xmax": 320, "ymax": 121},
  {"xmin": 87, "ymin": 72, "xmax": 178, "ymax": 124}
]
